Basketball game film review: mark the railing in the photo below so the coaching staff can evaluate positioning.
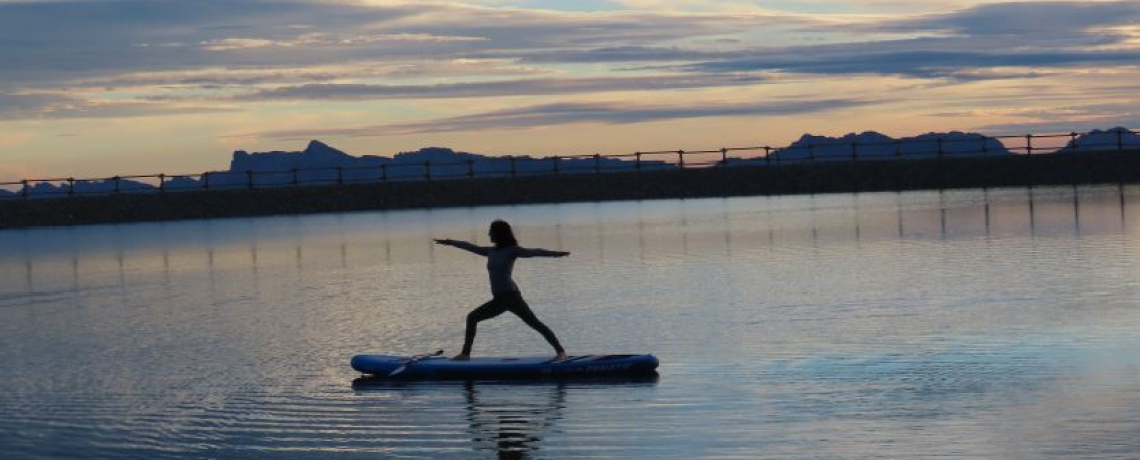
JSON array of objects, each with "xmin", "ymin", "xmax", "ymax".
[{"xmin": 2, "ymin": 127, "xmax": 1137, "ymax": 200}]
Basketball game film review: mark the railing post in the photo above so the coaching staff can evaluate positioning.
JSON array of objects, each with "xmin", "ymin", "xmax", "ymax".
[
  {"xmin": 203, "ymin": 172, "xmax": 210, "ymax": 190},
  {"xmin": 594, "ymin": 154, "xmax": 601, "ymax": 173},
  {"xmin": 509, "ymin": 156, "xmax": 517, "ymax": 177},
  {"xmin": 635, "ymin": 152, "xmax": 642, "ymax": 171},
  {"xmin": 764, "ymin": 146, "xmax": 772, "ymax": 165},
  {"xmin": 1118, "ymin": 129, "xmax": 1125, "ymax": 151},
  {"xmin": 67, "ymin": 177, "xmax": 75, "ymax": 196},
  {"xmin": 467, "ymin": 160, "xmax": 475, "ymax": 179},
  {"xmin": 553, "ymin": 156, "xmax": 560, "ymax": 175},
  {"xmin": 677, "ymin": 150, "xmax": 685, "ymax": 169},
  {"xmin": 158, "ymin": 174, "xmax": 165, "ymax": 193},
  {"xmin": 1026, "ymin": 134, "xmax": 1033, "ymax": 155},
  {"xmin": 21, "ymin": 180, "xmax": 28, "ymax": 199},
  {"xmin": 937, "ymin": 138, "xmax": 944, "ymax": 158},
  {"xmin": 721, "ymin": 148, "xmax": 728, "ymax": 167},
  {"xmin": 1069, "ymin": 132, "xmax": 1078, "ymax": 151},
  {"xmin": 247, "ymin": 170, "xmax": 254, "ymax": 190},
  {"xmin": 113, "ymin": 176, "xmax": 121, "ymax": 193}
]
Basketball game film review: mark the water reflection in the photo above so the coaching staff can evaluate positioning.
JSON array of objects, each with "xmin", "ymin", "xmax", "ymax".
[
  {"xmin": 2, "ymin": 185, "xmax": 1138, "ymax": 298},
  {"xmin": 351, "ymin": 378, "xmax": 658, "ymax": 460},
  {"xmin": 462, "ymin": 381, "xmax": 565, "ymax": 460}
]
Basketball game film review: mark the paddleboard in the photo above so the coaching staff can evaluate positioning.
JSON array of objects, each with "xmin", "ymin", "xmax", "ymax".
[{"xmin": 350, "ymin": 354, "xmax": 659, "ymax": 380}]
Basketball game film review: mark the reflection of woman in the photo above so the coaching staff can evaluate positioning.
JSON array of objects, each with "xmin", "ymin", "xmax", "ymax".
[
  {"xmin": 463, "ymin": 381, "xmax": 567, "ymax": 460},
  {"xmin": 435, "ymin": 220, "xmax": 569, "ymax": 361}
]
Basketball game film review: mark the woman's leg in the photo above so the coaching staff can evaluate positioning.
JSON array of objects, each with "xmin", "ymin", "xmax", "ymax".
[
  {"xmin": 504, "ymin": 294, "xmax": 565, "ymax": 355},
  {"xmin": 459, "ymin": 299, "xmax": 508, "ymax": 357}
]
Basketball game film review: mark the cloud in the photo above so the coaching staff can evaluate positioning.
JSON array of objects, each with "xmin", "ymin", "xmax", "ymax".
[
  {"xmin": 881, "ymin": 1, "xmax": 1140, "ymax": 39},
  {"xmin": 666, "ymin": 2, "xmax": 1140, "ymax": 81},
  {"xmin": 0, "ymin": 0, "xmax": 422, "ymax": 87},
  {"xmin": 0, "ymin": 0, "xmax": 790, "ymax": 87},
  {"xmin": 5, "ymin": 1, "xmax": 1138, "ymax": 92},
  {"xmin": 250, "ymin": 97, "xmax": 873, "ymax": 139},
  {"xmin": 489, "ymin": 2, "xmax": 1140, "ymax": 81},
  {"xmin": 229, "ymin": 73, "xmax": 770, "ymax": 101},
  {"xmin": 198, "ymin": 32, "xmax": 487, "ymax": 52},
  {"xmin": 973, "ymin": 102, "xmax": 1140, "ymax": 134},
  {"xmin": 684, "ymin": 44, "xmax": 1140, "ymax": 79},
  {"xmin": 0, "ymin": 92, "xmax": 236, "ymax": 120},
  {"xmin": 0, "ymin": 0, "xmax": 818, "ymax": 106},
  {"xmin": 491, "ymin": 45, "xmax": 731, "ymax": 64},
  {"xmin": 3, "ymin": 0, "xmax": 1139, "ymax": 132},
  {"xmin": 75, "ymin": 60, "xmax": 547, "ymax": 89}
]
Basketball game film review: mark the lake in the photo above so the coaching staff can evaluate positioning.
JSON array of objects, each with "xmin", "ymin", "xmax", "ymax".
[{"xmin": 2, "ymin": 185, "xmax": 1140, "ymax": 459}]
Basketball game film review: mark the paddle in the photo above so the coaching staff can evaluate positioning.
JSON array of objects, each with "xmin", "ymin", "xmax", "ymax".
[{"xmin": 387, "ymin": 349, "xmax": 444, "ymax": 377}]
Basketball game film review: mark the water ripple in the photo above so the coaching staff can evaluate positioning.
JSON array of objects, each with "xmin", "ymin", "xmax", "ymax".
[{"xmin": 2, "ymin": 187, "xmax": 1140, "ymax": 459}]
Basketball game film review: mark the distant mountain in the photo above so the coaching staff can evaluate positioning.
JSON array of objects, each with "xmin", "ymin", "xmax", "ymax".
[
  {"xmin": 9, "ymin": 141, "xmax": 673, "ymax": 197},
  {"xmin": 212, "ymin": 141, "xmax": 672, "ymax": 188},
  {"xmin": 10, "ymin": 178, "xmax": 157, "ymax": 198},
  {"xmin": 1056, "ymin": 127, "xmax": 1140, "ymax": 153},
  {"xmin": 5, "ymin": 141, "xmax": 673, "ymax": 196},
  {"xmin": 230, "ymin": 140, "xmax": 361, "ymax": 172},
  {"xmin": 753, "ymin": 131, "xmax": 1012, "ymax": 163}
]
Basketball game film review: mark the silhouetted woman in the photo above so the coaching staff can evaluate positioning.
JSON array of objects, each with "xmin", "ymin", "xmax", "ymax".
[{"xmin": 435, "ymin": 220, "xmax": 569, "ymax": 361}]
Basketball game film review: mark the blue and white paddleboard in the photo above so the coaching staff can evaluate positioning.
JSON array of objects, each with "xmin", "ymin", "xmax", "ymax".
[{"xmin": 350, "ymin": 353, "xmax": 659, "ymax": 380}]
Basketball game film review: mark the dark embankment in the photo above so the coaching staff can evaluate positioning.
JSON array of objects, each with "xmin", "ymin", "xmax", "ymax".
[{"xmin": 4, "ymin": 150, "xmax": 1140, "ymax": 229}]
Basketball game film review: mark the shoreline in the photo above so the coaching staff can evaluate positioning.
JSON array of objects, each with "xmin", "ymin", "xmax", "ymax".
[{"xmin": 3, "ymin": 150, "xmax": 1140, "ymax": 229}]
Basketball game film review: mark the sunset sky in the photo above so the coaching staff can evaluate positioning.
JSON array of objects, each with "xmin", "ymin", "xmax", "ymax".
[{"xmin": 2, "ymin": 0, "xmax": 1139, "ymax": 181}]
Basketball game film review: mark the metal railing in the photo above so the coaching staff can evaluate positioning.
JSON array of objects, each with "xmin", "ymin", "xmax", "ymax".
[{"xmin": 2, "ymin": 127, "xmax": 1137, "ymax": 200}]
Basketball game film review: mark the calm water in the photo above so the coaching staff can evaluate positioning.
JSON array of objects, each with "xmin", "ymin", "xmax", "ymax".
[{"xmin": 3, "ymin": 186, "xmax": 1140, "ymax": 459}]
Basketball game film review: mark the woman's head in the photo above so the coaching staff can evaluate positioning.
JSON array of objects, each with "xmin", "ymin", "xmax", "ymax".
[{"xmin": 488, "ymin": 220, "xmax": 518, "ymax": 248}]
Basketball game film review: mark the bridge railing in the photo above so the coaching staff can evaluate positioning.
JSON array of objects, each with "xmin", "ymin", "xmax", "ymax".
[{"xmin": 2, "ymin": 127, "xmax": 1137, "ymax": 200}]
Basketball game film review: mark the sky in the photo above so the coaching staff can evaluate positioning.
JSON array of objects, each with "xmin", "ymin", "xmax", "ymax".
[{"xmin": 1, "ymin": 0, "xmax": 1139, "ymax": 181}]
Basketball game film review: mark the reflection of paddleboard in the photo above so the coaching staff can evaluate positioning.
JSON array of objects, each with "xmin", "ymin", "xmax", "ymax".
[{"xmin": 350, "ymin": 354, "xmax": 659, "ymax": 380}]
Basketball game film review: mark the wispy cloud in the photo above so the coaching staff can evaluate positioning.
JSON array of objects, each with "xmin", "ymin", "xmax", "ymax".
[
  {"xmin": 877, "ymin": 1, "xmax": 1140, "ymax": 39},
  {"xmin": 10, "ymin": 0, "xmax": 1136, "ymax": 104},
  {"xmin": 74, "ymin": 60, "xmax": 547, "ymax": 89},
  {"xmin": 3, "ymin": 0, "xmax": 1140, "ymax": 178},
  {"xmin": 228, "ymin": 74, "xmax": 770, "ymax": 101},
  {"xmin": 660, "ymin": 2, "xmax": 1140, "ymax": 80},
  {"xmin": 974, "ymin": 102, "xmax": 1140, "ymax": 134},
  {"xmin": 684, "ymin": 45, "xmax": 1140, "ymax": 79},
  {"xmin": 251, "ymin": 97, "xmax": 874, "ymax": 139},
  {"xmin": 0, "ymin": 0, "xmax": 788, "ymax": 87},
  {"xmin": 0, "ymin": 92, "xmax": 236, "ymax": 120},
  {"xmin": 198, "ymin": 32, "xmax": 487, "ymax": 52},
  {"xmin": 505, "ymin": 2, "xmax": 1140, "ymax": 80}
]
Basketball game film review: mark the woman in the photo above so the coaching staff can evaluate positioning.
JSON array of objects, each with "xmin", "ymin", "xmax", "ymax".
[{"xmin": 434, "ymin": 220, "xmax": 569, "ymax": 361}]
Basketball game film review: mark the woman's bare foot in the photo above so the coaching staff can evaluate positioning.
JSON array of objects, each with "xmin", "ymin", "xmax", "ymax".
[
  {"xmin": 452, "ymin": 353, "xmax": 470, "ymax": 361},
  {"xmin": 554, "ymin": 352, "xmax": 569, "ymax": 362}
]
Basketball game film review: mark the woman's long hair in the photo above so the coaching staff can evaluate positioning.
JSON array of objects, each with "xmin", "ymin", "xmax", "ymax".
[{"xmin": 489, "ymin": 220, "xmax": 518, "ymax": 248}]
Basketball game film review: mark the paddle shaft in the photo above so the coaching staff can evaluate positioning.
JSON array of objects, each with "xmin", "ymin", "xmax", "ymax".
[{"xmin": 387, "ymin": 349, "xmax": 444, "ymax": 376}]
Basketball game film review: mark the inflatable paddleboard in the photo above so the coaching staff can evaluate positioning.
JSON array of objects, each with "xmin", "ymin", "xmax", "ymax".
[{"xmin": 350, "ymin": 353, "xmax": 659, "ymax": 380}]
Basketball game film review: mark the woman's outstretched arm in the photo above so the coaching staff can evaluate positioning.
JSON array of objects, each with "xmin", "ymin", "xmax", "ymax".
[
  {"xmin": 516, "ymin": 247, "xmax": 571, "ymax": 258},
  {"xmin": 434, "ymin": 239, "xmax": 492, "ymax": 256}
]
